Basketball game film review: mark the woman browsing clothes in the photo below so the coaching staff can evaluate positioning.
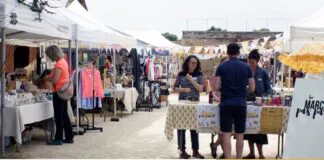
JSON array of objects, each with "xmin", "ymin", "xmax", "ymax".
[
  {"xmin": 44, "ymin": 45, "xmax": 74, "ymax": 145},
  {"xmin": 244, "ymin": 49, "xmax": 272, "ymax": 159},
  {"xmin": 173, "ymin": 55, "xmax": 205, "ymax": 159}
]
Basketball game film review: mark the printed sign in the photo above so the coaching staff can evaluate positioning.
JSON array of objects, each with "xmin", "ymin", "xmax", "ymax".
[
  {"xmin": 246, "ymin": 105, "xmax": 261, "ymax": 129},
  {"xmin": 196, "ymin": 104, "xmax": 219, "ymax": 133},
  {"xmin": 283, "ymin": 79, "xmax": 324, "ymax": 158}
]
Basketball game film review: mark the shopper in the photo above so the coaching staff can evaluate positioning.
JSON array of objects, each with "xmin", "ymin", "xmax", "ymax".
[
  {"xmin": 173, "ymin": 55, "xmax": 205, "ymax": 159},
  {"xmin": 244, "ymin": 49, "xmax": 272, "ymax": 159},
  {"xmin": 105, "ymin": 56, "xmax": 112, "ymax": 70},
  {"xmin": 213, "ymin": 43, "xmax": 255, "ymax": 159},
  {"xmin": 45, "ymin": 45, "xmax": 74, "ymax": 145},
  {"xmin": 209, "ymin": 56, "xmax": 228, "ymax": 159}
]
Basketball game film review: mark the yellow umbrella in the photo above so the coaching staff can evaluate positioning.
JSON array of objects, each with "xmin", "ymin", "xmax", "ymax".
[{"xmin": 278, "ymin": 43, "xmax": 324, "ymax": 73}]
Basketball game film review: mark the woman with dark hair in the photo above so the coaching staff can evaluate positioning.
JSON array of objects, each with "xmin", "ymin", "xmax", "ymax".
[
  {"xmin": 173, "ymin": 55, "xmax": 205, "ymax": 159},
  {"xmin": 244, "ymin": 49, "xmax": 272, "ymax": 159}
]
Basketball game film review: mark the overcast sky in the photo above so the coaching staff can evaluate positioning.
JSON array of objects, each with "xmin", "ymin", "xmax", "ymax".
[{"xmin": 86, "ymin": 0, "xmax": 324, "ymax": 37}]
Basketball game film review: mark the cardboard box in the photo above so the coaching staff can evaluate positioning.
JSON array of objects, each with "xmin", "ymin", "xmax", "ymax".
[{"xmin": 260, "ymin": 106, "xmax": 283, "ymax": 134}]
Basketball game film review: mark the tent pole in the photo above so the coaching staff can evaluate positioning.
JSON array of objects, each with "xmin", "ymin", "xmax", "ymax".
[
  {"xmin": 273, "ymin": 52, "xmax": 277, "ymax": 87},
  {"xmin": 68, "ymin": 40, "xmax": 72, "ymax": 72},
  {"xmin": 281, "ymin": 65, "xmax": 284, "ymax": 89},
  {"xmin": 288, "ymin": 67, "xmax": 291, "ymax": 93},
  {"xmin": 0, "ymin": 28, "xmax": 6, "ymax": 156},
  {"xmin": 111, "ymin": 49, "xmax": 119, "ymax": 122},
  {"xmin": 75, "ymin": 40, "xmax": 79, "ymax": 134}
]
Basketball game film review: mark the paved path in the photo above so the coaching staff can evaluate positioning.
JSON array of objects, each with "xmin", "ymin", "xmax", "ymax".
[{"xmin": 4, "ymin": 96, "xmax": 280, "ymax": 159}]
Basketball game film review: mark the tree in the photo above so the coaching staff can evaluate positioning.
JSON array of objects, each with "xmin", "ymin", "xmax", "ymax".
[
  {"xmin": 162, "ymin": 32, "xmax": 179, "ymax": 41},
  {"xmin": 253, "ymin": 28, "xmax": 271, "ymax": 32},
  {"xmin": 207, "ymin": 26, "xmax": 227, "ymax": 32}
]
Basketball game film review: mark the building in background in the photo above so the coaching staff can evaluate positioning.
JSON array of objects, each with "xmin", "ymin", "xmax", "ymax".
[{"xmin": 179, "ymin": 31, "xmax": 282, "ymax": 46}]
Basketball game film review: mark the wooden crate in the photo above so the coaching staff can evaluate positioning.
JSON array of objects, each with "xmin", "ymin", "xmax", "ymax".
[{"xmin": 260, "ymin": 106, "xmax": 283, "ymax": 134}]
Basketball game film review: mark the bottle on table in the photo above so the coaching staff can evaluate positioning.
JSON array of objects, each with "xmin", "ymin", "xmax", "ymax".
[{"xmin": 209, "ymin": 91, "xmax": 213, "ymax": 104}]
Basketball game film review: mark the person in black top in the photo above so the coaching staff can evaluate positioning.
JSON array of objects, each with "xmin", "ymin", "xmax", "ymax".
[
  {"xmin": 213, "ymin": 43, "xmax": 255, "ymax": 159},
  {"xmin": 173, "ymin": 55, "xmax": 205, "ymax": 159},
  {"xmin": 244, "ymin": 49, "xmax": 272, "ymax": 159}
]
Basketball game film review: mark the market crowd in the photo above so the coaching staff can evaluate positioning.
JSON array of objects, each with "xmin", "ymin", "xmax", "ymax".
[{"xmin": 173, "ymin": 42, "xmax": 273, "ymax": 159}]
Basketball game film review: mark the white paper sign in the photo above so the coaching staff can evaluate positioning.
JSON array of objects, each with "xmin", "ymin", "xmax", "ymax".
[
  {"xmin": 196, "ymin": 104, "xmax": 219, "ymax": 133},
  {"xmin": 246, "ymin": 105, "xmax": 261, "ymax": 129},
  {"xmin": 283, "ymin": 79, "xmax": 324, "ymax": 158}
]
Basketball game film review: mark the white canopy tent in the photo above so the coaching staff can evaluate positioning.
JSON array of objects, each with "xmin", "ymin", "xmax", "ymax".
[
  {"xmin": 283, "ymin": 5, "xmax": 324, "ymax": 52},
  {"xmin": 281, "ymin": 5, "xmax": 324, "ymax": 88},
  {"xmin": 124, "ymin": 30, "xmax": 182, "ymax": 50},
  {"xmin": 63, "ymin": 1, "xmax": 137, "ymax": 48},
  {"xmin": 0, "ymin": 0, "xmax": 75, "ymax": 155},
  {"xmin": 0, "ymin": 0, "xmax": 72, "ymax": 40}
]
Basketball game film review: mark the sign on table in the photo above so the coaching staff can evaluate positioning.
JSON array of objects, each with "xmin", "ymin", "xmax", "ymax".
[
  {"xmin": 196, "ymin": 104, "xmax": 261, "ymax": 133},
  {"xmin": 246, "ymin": 105, "xmax": 261, "ymax": 129},
  {"xmin": 196, "ymin": 104, "xmax": 219, "ymax": 133},
  {"xmin": 283, "ymin": 79, "xmax": 324, "ymax": 158}
]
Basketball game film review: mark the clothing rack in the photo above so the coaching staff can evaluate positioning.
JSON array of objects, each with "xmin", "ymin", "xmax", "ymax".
[{"xmin": 84, "ymin": 62, "xmax": 103, "ymax": 132}]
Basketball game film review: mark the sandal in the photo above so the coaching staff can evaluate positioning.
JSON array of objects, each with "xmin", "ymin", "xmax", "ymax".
[
  {"xmin": 219, "ymin": 153, "xmax": 225, "ymax": 159},
  {"xmin": 179, "ymin": 151, "xmax": 191, "ymax": 159},
  {"xmin": 210, "ymin": 143, "xmax": 217, "ymax": 158},
  {"xmin": 192, "ymin": 151, "xmax": 205, "ymax": 159},
  {"xmin": 243, "ymin": 154, "xmax": 256, "ymax": 159}
]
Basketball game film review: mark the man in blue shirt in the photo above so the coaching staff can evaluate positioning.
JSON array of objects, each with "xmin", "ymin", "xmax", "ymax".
[{"xmin": 214, "ymin": 43, "xmax": 255, "ymax": 159}]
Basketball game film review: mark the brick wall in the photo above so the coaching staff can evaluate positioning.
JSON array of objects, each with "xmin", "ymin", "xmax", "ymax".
[{"xmin": 181, "ymin": 31, "xmax": 282, "ymax": 46}]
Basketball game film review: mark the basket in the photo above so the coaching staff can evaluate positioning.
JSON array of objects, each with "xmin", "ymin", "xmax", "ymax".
[{"xmin": 260, "ymin": 106, "xmax": 283, "ymax": 134}]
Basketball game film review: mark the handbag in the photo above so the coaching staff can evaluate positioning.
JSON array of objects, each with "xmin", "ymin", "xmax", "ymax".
[{"xmin": 56, "ymin": 73, "xmax": 74, "ymax": 100}]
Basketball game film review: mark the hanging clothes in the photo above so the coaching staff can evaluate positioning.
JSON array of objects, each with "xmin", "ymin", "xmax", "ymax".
[
  {"xmin": 81, "ymin": 64, "xmax": 104, "ymax": 98},
  {"xmin": 148, "ymin": 61, "xmax": 155, "ymax": 81},
  {"xmin": 131, "ymin": 49, "xmax": 141, "ymax": 93},
  {"xmin": 76, "ymin": 68, "xmax": 103, "ymax": 109},
  {"xmin": 145, "ymin": 58, "xmax": 151, "ymax": 75}
]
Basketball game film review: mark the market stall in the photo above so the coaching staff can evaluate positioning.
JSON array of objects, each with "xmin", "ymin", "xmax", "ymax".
[
  {"xmin": 0, "ymin": 0, "xmax": 75, "ymax": 154},
  {"xmin": 3, "ymin": 101, "xmax": 54, "ymax": 150},
  {"xmin": 164, "ymin": 101, "xmax": 290, "ymax": 158},
  {"xmin": 102, "ymin": 87, "xmax": 138, "ymax": 119}
]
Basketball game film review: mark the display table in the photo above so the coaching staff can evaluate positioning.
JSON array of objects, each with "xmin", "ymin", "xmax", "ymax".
[
  {"xmin": 164, "ymin": 101, "xmax": 290, "ymax": 141},
  {"xmin": 3, "ymin": 101, "xmax": 54, "ymax": 145},
  {"xmin": 104, "ymin": 88, "xmax": 139, "ymax": 113}
]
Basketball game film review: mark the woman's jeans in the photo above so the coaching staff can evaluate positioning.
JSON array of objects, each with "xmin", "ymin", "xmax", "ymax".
[
  {"xmin": 177, "ymin": 129, "xmax": 199, "ymax": 151},
  {"xmin": 53, "ymin": 93, "xmax": 74, "ymax": 141}
]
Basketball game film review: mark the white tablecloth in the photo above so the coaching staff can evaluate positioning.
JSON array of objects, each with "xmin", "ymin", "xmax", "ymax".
[
  {"xmin": 105, "ymin": 88, "xmax": 139, "ymax": 112},
  {"xmin": 4, "ymin": 102, "xmax": 54, "ymax": 144}
]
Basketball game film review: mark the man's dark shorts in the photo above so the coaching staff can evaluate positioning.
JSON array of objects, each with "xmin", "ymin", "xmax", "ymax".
[{"xmin": 220, "ymin": 105, "xmax": 247, "ymax": 133}]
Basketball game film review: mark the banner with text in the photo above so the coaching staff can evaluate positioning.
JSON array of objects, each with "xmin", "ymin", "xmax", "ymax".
[
  {"xmin": 283, "ymin": 79, "xmax": 324, "ymax": 158},
  {"xmin": 196, "ymin": 104, "xmax": 219, "ymax": 133}
]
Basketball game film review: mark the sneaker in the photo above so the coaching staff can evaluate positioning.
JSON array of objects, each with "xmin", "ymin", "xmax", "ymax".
[{"xmin": 47, "ymin": 140, "xmax": 63, "ymax": 145}]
